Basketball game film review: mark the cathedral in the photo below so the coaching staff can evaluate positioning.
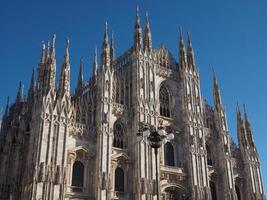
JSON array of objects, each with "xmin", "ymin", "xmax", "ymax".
[{"xmin": 0, "ymin": 7, "xmax": 265, "ymax": 200}]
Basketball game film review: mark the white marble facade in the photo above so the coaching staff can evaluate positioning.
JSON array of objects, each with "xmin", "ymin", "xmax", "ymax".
[{"xmin": 0, "ymin": 8, "xmax": 265, "ymax": 200}]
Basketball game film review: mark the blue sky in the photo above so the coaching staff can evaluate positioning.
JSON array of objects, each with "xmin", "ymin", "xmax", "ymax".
[{"xmin": 0, "ymin": 0, "xmax": 267, "ymax": 191}]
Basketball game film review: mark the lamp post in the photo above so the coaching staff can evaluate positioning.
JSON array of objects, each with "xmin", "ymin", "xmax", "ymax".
[{"xmin": 137, "ymin": 123, "xmax": 174, "ymax": 200}]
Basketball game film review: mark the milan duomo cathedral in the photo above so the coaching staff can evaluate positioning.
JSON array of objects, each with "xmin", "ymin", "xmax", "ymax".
[{"xmin": 0, "ymin": 7, "xmax": 265, "ymax": 200}]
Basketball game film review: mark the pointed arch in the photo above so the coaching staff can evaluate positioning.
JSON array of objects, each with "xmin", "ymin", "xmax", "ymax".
[
  {"xmin": 113, "ymin": 122, "xmax": 125, "ymax": 149},
  {"xmin": 159, "ymin": 85, "xmax": 170, "ymax": 117},
  {"xmin": 115, "ymin": 167, "xmax": 124, "ymax": 192},
  {"xmin": 72, "ymin": 161, "xmax": 84, "ymax": 192},
  {"xmin": 164, "ymin": 142, "xmax": 175, "ymax": 167}
]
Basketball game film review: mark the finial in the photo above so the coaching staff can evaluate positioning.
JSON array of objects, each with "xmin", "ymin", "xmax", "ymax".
[
  {"xmin": 145, "ymin": 11, "xmax": 149, "ymax": 23},
  {"xmin": 237, "ymin": 102, "xmax": 240, "ymax": 112},
  {"xmin": 6, "ymin": 96, "xmax": 9, "ymax": 107},
  {"xmin": 95, "ymin": 46, "xmax": 98, "ymax": 58},
  {"xmin": 187, "ymin": 31, "xmax": 192, "ymax": 45},
  {"xmin": 179, "ymin": 27, "xmax": 183, "ymax": 40},
  {"xmin": 76, "ymin": 57, "xmax": 83, "ymax": 92},
  {"xmin": 111, "ymin": 31, "xmax": 114, "ymax": 45},
  {"xmin": 243, "ymin": 104, "xmax": 249, "ymax": 119},
  {"xmin": 64, "ymin": 37, "xmax": 70, "ymax": 63},
  {"xmin": 16, "ymin": 81, "xmax": 22, "ymax": 102},
  {"xmin": 105, "ymin": 21, "xmax": 108, "ymax": 35},
  {"xmin": 5, "ymin": 96, "xmax": 9, "ymax": 112},
  {"xmin": 66, "ymin": 37, "xmax": 70, "ymax": 48},
  {"xmin": 31, "ymin": 67, "xmax": 35, "ymax": 85},
  {"xmin": 42, "ymin": 40, "xmax": 46, "ymax": 50},
  {"xmin": 136, "ymin": 5, "xmax": 141, "ymax": 24},
  {"xmin": 47, "ymin": 40, "xmax": 51, "ymax": 50},
  {"xmin": 136, "ymin": 5, "xmax": 140, "ymax": 17},
  {"xmin": 40, "ymin": 41, "xmax": 46, "ymax": 63},
  {"xmin": 94, "ymin": 46, "xmax": 98, "ymax": 76},
  {"xmin": 52, "ymin": 33, "xmax": 56, "ymax": 48},
  {"xmin": 212, "ymin": 65, "xmax": 217, "ymax": 80},
  {"xmin": 103, "ymin": 21, "xmax": 109, "ymax": 44}
]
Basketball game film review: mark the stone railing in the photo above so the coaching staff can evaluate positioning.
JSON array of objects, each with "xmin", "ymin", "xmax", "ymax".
[{"xmin": 160, "ymin": 165, "xmax": 186, "ymax": 183}]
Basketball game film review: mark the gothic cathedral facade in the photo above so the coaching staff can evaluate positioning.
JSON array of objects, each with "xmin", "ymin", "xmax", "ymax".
[{"xmin": 0, "ymin": 8, "xmax": 265, "ymax": 200}]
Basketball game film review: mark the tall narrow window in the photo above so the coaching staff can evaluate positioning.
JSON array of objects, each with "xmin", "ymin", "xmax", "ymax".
[
  {"xmin": 210, "ymin": 181, "xmax": 217, "ymax": 200},
  {"xmin": 206, "ymin": 145, "xmax": 213, "ymax": 166},
  {"xmin": 164, "ymin": 142, "xmax": 175, "ymax": 167},
  {"xmin": 72, "ymin": 161, "xmax": 84, "ymax": 192},
  {"xmin": 159, "ymin": 86, "xmax": 170, "ymax": 117},
  {"xmin": 115, "ymin": 167, "xmax": 124, "ymax": 192},
  {"xmin": 235, "ymin": 185, "xmax": 241, "ymax": 200},
  {"xmin": 113, "ymin": 123, "xmax": 124, "ymax": 148}
]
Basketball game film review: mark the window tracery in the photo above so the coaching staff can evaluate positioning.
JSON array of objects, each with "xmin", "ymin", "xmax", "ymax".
[
  {"xmin": 113, "ymin": 123, "xmax": 124, "ymax": 149},
  {"xmin": 160, "ymin": 85, "xmax": 170, "ymax": 117}
]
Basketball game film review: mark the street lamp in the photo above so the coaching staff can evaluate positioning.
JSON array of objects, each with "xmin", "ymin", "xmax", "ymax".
[{"xmin": 137, "ymin": 122, "xmax": 174, "ymax": 200}]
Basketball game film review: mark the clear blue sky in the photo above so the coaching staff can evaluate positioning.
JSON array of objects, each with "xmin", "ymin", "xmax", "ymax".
[{"xmin": 0, "ymin": 0, "xmax": 266, "ymax": 191}]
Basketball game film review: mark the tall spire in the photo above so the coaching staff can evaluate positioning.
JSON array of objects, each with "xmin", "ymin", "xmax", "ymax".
[
  {"xmin": 64, "ymin": 37, "xmax": 70, "ymax": 64},
  {"xmin": 213, "ymin": 67, "xmax": 222, "ymax": 110},
  {"xmin": 46, "ymin": 40, "xmax": 51, "ymax": 61},
  {"xmin": 76, "ymin": 57, "xmax": 83, "ymax": 94},
  {"xmin": 179, "ymin": 28, "xmax": 186, "ymax": 66},
  {"xmin": 134, "ymin": 5, "xmax": 142, "ymax": 50},
  {"xmin": 143, "ymin": 11, "xmax": 152, "ymax": 52},
  {"xmin": 110, "ymin": 31, "xmax": 115, "ymax": 63},
  {"xmin": 50, "ymin": 33, "xmax": 56, "ymax": 61},
  {"xmin": 40, "ymin": 41, "xmax": 46, "ymax": 64},
  {"xmin": 58, "ymin": 37, "xmax": 71, "ymax": 98},
  {"xmin": 43, "ymin": 34, "xmax": 57, "ymax": 95},
  {"xmin": 237, "ymin": 103, "xmax": 248, "ymax": 147},
  {"xmin": 3, "ymin": 96, "xmax": 9, "ymax": 118},
  {"xmin": 243, "ymin": 104, "xmax": 255, "ymax": 146},
  {"xmin": 27, "ymin": 68, "xmax": 35, "ymax": 101},
  {"xmin": 101, "ymin": 22, "xmax": 110, "ymax": 69},
  {"xmin": 16, "ymin": 81, "xmax": 23, "ymax": 103},
  {"xmin": 93, "ymin": 46, "xmax": 98, "ymax": 77},
  {"xmin": 187, "ymin": 32, "xmax": 196, "ymax": 67}
]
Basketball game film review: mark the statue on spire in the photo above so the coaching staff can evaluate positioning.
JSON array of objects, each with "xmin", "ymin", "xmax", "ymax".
[
  {"xmin": 101, "ymin": 22, "xmax": 110, "ymax": 70},
  {"xmin": 134, "ymin": 5, "xmax": 142, "ymax": 50}
]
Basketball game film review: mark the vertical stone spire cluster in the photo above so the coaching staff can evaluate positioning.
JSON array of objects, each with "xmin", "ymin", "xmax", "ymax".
[
  {"xmin": 37, "ymin": 34, "xmax": 56, "ymax": 96},
  {"xmin": 134, "ymin": 6, "xmax": 142, "ymax": 50},
  {"xmin": 58, "ymin": 38, "xmax": 71, "ymax": 98},
  {"xmin": 0, "ymin": 7, "xmax": 265, "ymax": 200},
  {"xmin": 236, "ymin": 103, "xmax": 264, "ymax": 199},
  {"xmin": 133, "ymin": 6, "xmax": 153, "ymax": 52},
  {"xmin": 237, "ymin": 104, "xmax": 256, "ymax": 149},
  {"xmin": 178, "ymin": 30, "xmax": 196, "ymax": 71}
]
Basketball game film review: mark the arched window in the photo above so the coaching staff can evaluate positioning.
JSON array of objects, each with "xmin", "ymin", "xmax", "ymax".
[
  {"xmin": 159, "ymin": 85, "xmax": 170, "ymax": 117},
  {"xmin": 164, "ymin": 142, "xmax": 175, "ymax": 167},
  {"xmin": 113, "ymin": 123, "xmax": 124, "ymax": 149},
  {"xmin": 210, "ymin": 181, "xmax": 217, "ymax": 200},
  {"xmin": 115, "ymin": 167, "xmax": 124, "ymax": 192},
  {"xmin": 206, "ymin": 145, "xmax": 213, "ymax": 166},
  {"xmin": 235, "ymin": 185, "xmax": 241, "ymax": 200},
  {"xmin": 72, "ymin": 161, "xmax": 84, "ymax": 192}
]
